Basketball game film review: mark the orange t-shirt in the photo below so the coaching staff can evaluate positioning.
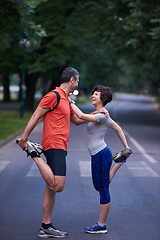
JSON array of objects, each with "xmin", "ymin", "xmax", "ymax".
[{"xmin": 38, "ymin": 87, "xmax": 74, "ymax": 151}]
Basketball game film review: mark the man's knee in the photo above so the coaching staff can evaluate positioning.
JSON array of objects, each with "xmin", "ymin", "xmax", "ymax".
[
  {"xmin": 48, "ymin": 183, "xmax": 64, "ymax": 192},
  {"xmin": 55, "ymin": 185, "xmax": 64, "ymax": 192},
  {"xmin": 54, "ymin": 176, "xmax": 65, "ymax": 192}
]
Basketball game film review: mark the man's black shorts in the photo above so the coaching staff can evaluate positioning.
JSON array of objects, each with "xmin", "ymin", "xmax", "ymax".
[{"xmin": 43, "ymin": 149, "xmax": 67, "ymax": 176}]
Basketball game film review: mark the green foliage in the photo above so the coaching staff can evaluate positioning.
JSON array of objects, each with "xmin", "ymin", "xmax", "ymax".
[
  {"xmin": 0, "ymin": 0, "xmax": 160, "ymax": 98},
  {"xmin": 0, "ymin": 111, "xmax": 32, "ymax": 141},
  {"xmin": 0, "ymin": 0, "xmax": 46, "ymax": 73},
  {"xmin": 0, "ymin": 0, "xmax": 20, "ymax": 73},
  {"xmin": 90, "ymin": 0, "xmax": 160, "ymax": 93}
]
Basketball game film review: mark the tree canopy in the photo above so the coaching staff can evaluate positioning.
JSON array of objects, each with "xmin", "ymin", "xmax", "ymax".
[{"xmin": 0, "ymin": 0, "xmax": 159, "ymax": 109}]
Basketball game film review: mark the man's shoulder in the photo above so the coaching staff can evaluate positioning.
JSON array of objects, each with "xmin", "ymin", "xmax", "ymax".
[{"xmin": 43, "ymin": 88, "xmax": 60, "ymax": 98}]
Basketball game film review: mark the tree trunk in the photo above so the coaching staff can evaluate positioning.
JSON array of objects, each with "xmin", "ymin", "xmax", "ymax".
[
  {"xmin": 2, "ymin": 73, "xmax": 11, "ymax": 102},
  {"xmin": 49, "ymin": 65, "xmax": 65, "ymax": 91},
  {"xmin": 25, "ymin": 73, "xmax": 39, "ymax": 111}
]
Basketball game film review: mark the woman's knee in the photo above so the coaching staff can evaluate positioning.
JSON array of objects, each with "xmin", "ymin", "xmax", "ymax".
[{"xmin": 100, "ymin": 191, "xmax": 110, "ymax": 204}]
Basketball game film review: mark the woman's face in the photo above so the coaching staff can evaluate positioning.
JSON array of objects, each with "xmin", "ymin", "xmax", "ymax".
[{"xmin": 91, "ymin": 91, "xmax": 102, "ymax": 106}]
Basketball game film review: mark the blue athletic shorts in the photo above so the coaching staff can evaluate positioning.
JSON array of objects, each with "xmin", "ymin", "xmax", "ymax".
[
  {"xmin": 43, "ymin": 149, "xmax": 67, "ymax": 176},
  {"xmin": 91, "ymin": 146, "xmax": 112, "ymax": 204}
]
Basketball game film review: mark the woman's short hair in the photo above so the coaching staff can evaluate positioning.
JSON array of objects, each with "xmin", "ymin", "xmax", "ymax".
[
  {"xmin": 91, "ymin": 85, "xmax": 112, "ymax": 106},
  {"xmin": 60, "ymin": 67, "xmax": 80, "ymax": 83}
]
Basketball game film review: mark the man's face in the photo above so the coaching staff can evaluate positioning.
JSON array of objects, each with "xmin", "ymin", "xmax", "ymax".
[{"xmin": 72, "ymin": 76, "xmax": 80, "ymax": 89}]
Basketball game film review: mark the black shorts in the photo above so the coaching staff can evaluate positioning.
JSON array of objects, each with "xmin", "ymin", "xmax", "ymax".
[{"xmin": 43, "ymin": 149, "xmax": 67, "ymax": 176}]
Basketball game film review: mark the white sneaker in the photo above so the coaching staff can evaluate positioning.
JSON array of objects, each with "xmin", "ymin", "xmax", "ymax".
[{"xmin": 16, "ymin": 138, "xmax": 43, "ymax": 158}]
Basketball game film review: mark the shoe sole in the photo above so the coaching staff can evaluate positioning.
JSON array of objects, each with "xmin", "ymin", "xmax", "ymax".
[
  {"xmin": 38, "ymin": 233, "xmax": 48, "ymax": 238},
  {"xmin": 85, "ymin": 230, "xmax": 108, "ymax": 234},
  {"xmin": 38, "ymin": 233, "xmax": 68, "ymax": 238}
]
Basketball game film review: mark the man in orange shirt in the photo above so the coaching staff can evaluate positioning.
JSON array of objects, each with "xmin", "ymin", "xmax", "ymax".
[{"xmin": 18, "ymin": 67, "xmax": 85, "ymax": 238}]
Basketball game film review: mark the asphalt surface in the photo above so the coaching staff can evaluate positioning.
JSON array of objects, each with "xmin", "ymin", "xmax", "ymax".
[{"xmin": 0, "ymin": 93, "xmax": 160, "ymax": 240}]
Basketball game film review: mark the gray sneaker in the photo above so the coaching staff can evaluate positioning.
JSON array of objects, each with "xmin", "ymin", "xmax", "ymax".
[{"xmin": 38, "ymin": 226, "xmax": 68, "ymax": 238}]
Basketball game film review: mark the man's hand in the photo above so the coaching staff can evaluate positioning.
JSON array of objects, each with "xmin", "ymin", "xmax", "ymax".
[
  {"xmin": 92, "ymin": 108, "xmax": 109, "ymax": 118},
  {"xmin": 99, "ymin": 107, "xmax": 109, "ymax": 118},
  {"xmin": 18, "ymin": 138, "xmax": 28, "ymax": 151}
]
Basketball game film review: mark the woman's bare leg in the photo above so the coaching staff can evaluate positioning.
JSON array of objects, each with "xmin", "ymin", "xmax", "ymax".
[
  {"xmin": 98, "ymin": 203, "xmax": 111, "ymax": 224},
  {"xmin": 109, "ymin": 163, "xmax": 122, "ymax": 182}
]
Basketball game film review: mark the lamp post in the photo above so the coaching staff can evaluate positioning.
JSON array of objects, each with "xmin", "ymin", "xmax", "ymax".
[{"xmin": 19, "ymin": 30, "xmax": 46, "ymax": 118}]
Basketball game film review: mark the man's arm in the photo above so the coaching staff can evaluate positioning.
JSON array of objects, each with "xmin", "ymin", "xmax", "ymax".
[
  {"xmin": 70, "ymin": 102, "xmax": 98, "ymax": 122},
  {"xmin": 89, "ymin": 108, "xmax": 108, "ymax": 117},
  {"xmin": 70, "ymin": 114, "xmax": 86, "ymax": 125},
  {"xmin": 97, "ymin": 107, "xmax": 109, "ymax": 117},
  {"xmin": 19, "ymin": 106, "xmax": 49, "ymax": 150}
]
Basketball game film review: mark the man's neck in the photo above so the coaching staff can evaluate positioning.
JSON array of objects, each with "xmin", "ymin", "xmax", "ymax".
[{"xmin": 60, "ymin": 83, "xmax": 71, "ymax": 96}]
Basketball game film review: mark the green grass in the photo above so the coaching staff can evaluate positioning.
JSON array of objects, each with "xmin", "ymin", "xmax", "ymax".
[
  {"xmin": 155, "ymin": 96, "xmax": 160, "ymax": 109},
  {"xmin": 76, "ymin": 96, "xmax": 91, "ymax": 104},
  {"xmin": 156, "ymin": 96, "xmax": 160, "ymax": 103},
  {"xmin": 0, "ymin": 111, "xmax": 32, "ymax": 142},
  {"xmin": 0, "ymin": 97, "xmax": 90, "ymax": 143}
]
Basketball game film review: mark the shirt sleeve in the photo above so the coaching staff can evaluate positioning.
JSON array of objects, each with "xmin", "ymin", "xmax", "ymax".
[
  {"xmin": 95, "ymin": 113, "xmax": 112, "ymax": 126},
  {"xmin": 38, "ymin": 92, "xmax": 57, "ymax": 110},
  {"xmin": 70, "ymin": 105, "xmax": 75, "ymax": 116}
]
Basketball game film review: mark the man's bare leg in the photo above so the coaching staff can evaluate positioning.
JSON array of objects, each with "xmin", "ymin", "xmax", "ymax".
[
  {"xmin": 42, "ymin": 185, "xmax": 56, "ymax": 224},
  {"xmin": 33, "ymin": 157, "xmax": 66, "ymax": 191},
  {"xmin": 33, "ymin": 156, "xmax": 57, "ymax": 190},
  {"xmin": 42, "ymin": 175, "xmax": 66, "ymax": 224}
]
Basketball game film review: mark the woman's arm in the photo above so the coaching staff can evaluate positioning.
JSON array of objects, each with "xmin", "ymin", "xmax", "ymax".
[
  {"xmin": 110, "ymin": 119, "xmax": 130, "ymax": 149},
  {"xmin": 70, "ymin": 102, "xmax": 98, "ymax": 122}
]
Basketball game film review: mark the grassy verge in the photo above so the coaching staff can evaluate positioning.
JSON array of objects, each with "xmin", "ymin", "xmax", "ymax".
[
  {"xmin": 0, "ymin": 111, "xmax": 32, "ymax": 142},
  {"xmin": 0, "ymin": 95, "xmax": 91, "ymax": 143},
  {"xmin": 156, "ymin": 96, "xmax": 160, "ymax": 105},
  {"xmin": 0, "ymin": 97, "xmax": 90, "ymax": 143}
]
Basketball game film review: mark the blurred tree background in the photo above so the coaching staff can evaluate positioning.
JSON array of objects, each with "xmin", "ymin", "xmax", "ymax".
[{"xmin": 0, "ymin": 0, "xmax": 159, "ymax": 111}]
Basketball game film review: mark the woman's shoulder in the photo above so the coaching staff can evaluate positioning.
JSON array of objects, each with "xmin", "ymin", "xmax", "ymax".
[{"xmin": 95, "ymin": 113, "xmax": 112, "ymax": 124}]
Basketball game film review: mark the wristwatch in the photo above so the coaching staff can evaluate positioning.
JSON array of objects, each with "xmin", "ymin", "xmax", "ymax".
[{"xmin": 69, "ymin": 100, "xmax": 75, "ymax": 104}]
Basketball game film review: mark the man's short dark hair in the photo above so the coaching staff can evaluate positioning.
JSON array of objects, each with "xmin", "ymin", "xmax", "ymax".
[
  {"xmin": 60, "ymin": 67, "xmax": 80, "ymax": 83},
  {"xmin": 91, "ymin": 85, "xmax": 112, "ymax": 106}
]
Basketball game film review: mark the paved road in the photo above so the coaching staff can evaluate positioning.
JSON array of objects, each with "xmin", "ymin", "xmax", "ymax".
[{"xmin": 0, "ymin": 93, "xmax": 160, "ymax": 240}]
